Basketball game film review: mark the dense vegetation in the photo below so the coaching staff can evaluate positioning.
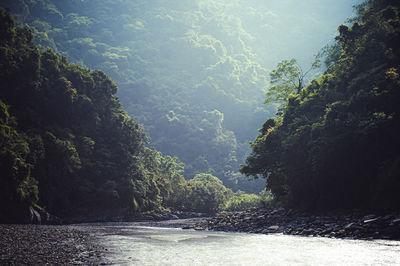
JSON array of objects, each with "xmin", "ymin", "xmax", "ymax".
[
  {"xmin": 1, "ymin": 0, "xmax": 355, "ymax": 193},
  {"xmin": 0, "ymin": 10, "xmax": 188, "ymax": 221},
  {"xmin": 0, "ymin": 10, "xmax": 267, "ymax": 221},
  {"xmin": 3, "ymin": 0, "xmax": 397, "ymax": 222},
  {"xmin": 241, "ymin": 0, "xmax": 400, "ymax": 211},
  {"xmin": 1, "ymin": 0, "xmax": 269, "ymax": 192}
]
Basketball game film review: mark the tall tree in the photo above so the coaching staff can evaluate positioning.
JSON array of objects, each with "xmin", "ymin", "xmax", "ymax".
[{"xmin": 265, "ymin": 58, "xmax": 321, "ymax": 111}]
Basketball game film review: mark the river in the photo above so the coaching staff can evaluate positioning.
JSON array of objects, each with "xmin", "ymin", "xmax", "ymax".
[{"xmin": 93, "ymin": 223, "xmax": 400, "ymax": 265}]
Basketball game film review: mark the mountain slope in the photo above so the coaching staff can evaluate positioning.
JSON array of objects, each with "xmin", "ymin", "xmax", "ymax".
[{"xmin": 241, "ymin": 0, "xmax": 400, "ymax": 210}]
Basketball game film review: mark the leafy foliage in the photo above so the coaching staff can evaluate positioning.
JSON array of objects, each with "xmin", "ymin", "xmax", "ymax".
[
  {"xmin": 222, "ymin": 191, "xmax": 259, "ymax": 212},
  {"xmin": 1, "ymin": 0, "xmax": 353, "ymax": 193},
  {"xmin": 0, "ymin": 101, "xmax": 39, "ymax": 222},
  {"xmin": 185, "ymin": 173, "xmax": 231, "ymax": 213},
  {"xmin": 0, "ymin": 0, "xmax": 273, "ymax": 193},
  {"xmin": 0, "ymin": 10, "xmax": 259, "ymax": 220},
  {"xmin": 241, "ymin": 0, "xmax": 400, "ymax": 211},
  {"xmin": 1, "ymin": 0, "xmax": 376, "ymax": 218},
  {"xmin": 265, "ymin": 58, "xmax": 321, "ymax": 112},
  {"xmin": 0, "ymin": 10, "xmax": 185, "ymax": 220}
]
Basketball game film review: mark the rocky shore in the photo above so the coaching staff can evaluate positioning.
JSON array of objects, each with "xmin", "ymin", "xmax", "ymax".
[
  {"xmin": 0, "ymin": 224, "xmax": 106, "ymax": 265},
  {"xmin": 0, "ymin": 212, "xmax": 209, "ymax": 265},
  {"xmin": 2, "ymin": 209, "xmax": 399, "ymax": 264},
  {"xmin": 188, "ymin": 208, "xmax": 400, "ymax": 240}
]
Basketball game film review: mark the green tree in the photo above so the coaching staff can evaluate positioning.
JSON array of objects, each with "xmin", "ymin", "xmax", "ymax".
[
  {"xmin": 265, "ymin": 58, "xmax": 321, "ymax": 111},
  {"xmin": 186, "ymin": 173, "xmax": 232, "ymax": 213}
]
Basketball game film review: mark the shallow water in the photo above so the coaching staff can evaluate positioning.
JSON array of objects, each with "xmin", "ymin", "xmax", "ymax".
[{"xmin": 98, "ymin": 225, "xmax": 400, "ymax": 265}]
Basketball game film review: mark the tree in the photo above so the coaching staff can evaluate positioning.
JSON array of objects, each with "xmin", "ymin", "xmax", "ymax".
[
  {"xmin": 186, "ymin": 173, "xmax": 232, "ymax": 213},
  {"xmin": 265, "ymin": 58, "xmax": 321, "ymax": 111}
]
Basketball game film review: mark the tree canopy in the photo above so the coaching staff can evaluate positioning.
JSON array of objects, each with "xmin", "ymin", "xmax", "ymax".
[
  {"xmin": 241, "ymin": 0, "xmax": 400, "ymax": 211},
  {"xmin": 2, "ymin": 0, "xmax": 396, "ymax": 220},
  {"xmin": 0, "ymin": 10, "xmax": 190, "ymax": 221},
  {"xmin": 1, "ymin": 0, "xmax": 357, "ymax": 193},
  {"xmin": 265, "ymin": 58, "xmax": 321, "ymax": 112}
]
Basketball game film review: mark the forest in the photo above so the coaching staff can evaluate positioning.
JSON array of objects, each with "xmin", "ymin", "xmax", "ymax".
[
  {"xmin": 241, "ymin": 0, "xmax": 400, "ymax": 211},
  {"xmin": 0, "ymin": 0, "xmax": 399, "ymax": 223},
  {"xmin": 0, "ymin": 7, "xmax": 269, "ymax": 222},
  {"xmin": 1, "ymin": 0, "xmax": 358, "ymax": 194}
]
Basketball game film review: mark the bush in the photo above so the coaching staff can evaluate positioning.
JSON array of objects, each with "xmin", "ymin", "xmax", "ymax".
[
  {"xmin": 221, "ymin": 189, "xmax": 275, "ymax": 211},
  {"xmin": 185, "ymin": 173, "xmax": 231, "ymax": 213}
]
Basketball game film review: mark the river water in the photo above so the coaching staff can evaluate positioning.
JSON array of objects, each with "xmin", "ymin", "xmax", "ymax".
[{"xmin": 95, "ymin": 224, "xmax": 400, "ymax": 265}]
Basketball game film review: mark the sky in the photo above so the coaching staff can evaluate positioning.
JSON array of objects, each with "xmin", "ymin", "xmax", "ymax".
[{"xmin": 247, "ymin": 0, "xmax": 366, "ymax": 68}]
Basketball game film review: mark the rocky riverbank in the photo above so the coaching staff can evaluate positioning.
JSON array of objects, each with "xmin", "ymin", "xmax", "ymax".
[
  {"xmin": 0, "ymin": 212, "xmax": 210, "ymax": 264},
  {"xmin": 0, "ymin": 224, "xmax": 106, "ymax": 265},
  {"xmin": 188, "ymin": 208, "xmax": 400, "ymax": 240}
]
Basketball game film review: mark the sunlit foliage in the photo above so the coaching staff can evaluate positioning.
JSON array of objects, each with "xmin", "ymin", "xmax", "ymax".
[
  {"xmin": 2, "ymin": 0, "xmax": 353, "ymax": 193},
  {"xmin": 242, "ymin": 0, "xmax": 400, "ymax": 211}
]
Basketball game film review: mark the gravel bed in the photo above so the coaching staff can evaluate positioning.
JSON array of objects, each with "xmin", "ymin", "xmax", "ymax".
[
  {"xmin": 0, "ymin": 218, "xmax": 210, "ymax": 265},
  {"xmin": 0, "ymin": 224, "xmax": 106, "ymax": 265}
]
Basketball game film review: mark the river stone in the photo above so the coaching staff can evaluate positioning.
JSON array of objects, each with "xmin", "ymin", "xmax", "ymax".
[
  {"xmin": 364, "ymin": 217, "xmax": 380, "ymax": 223},
  {"xmin": 391, "ymin": 217, "xmax": 400, "ymax": 224},
  {"xmin": 268, "ymin": 225, "xmax": 279, "ymax": 230},
  {"xmin": 344, "ymin": 222, "xmax": 354, "ymax": 229}
]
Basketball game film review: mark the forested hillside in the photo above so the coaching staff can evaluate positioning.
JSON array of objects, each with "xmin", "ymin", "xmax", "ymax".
[
  {"xmin": 0, "ymin": 10, "xmax": 193, "ymax": 222},
  {"xmin": 3, "ymin": 0, "xmax": 392, "ymax": 223},
  {"xmin": 241, "ymin": 0, "xmax": 400, "ymax": 211},
  {"xmin": 0, "ymin": 11, "xmax": 271, "ymax": 223},
  {"xmin": 1, "ymin": 0, "xmax": 358, "ymax": 192}
]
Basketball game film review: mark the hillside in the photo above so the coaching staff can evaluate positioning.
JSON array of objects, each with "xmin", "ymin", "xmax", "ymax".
[
  {"xmin": 241, "ymin": 0, "xmax": 400, "ymax": 211},
  {"xmin": 0, "ymin": 10, "xmax": 186, "ymax": 222},
  {"xmin": 2, "ymin": 0, "xmax": 359, "ymax": 192}
]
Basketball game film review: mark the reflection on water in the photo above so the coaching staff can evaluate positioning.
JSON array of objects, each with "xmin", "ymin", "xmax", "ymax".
[{"xmin": 99, "ymin": 225, "xmax": 400, "ymax": 265}]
